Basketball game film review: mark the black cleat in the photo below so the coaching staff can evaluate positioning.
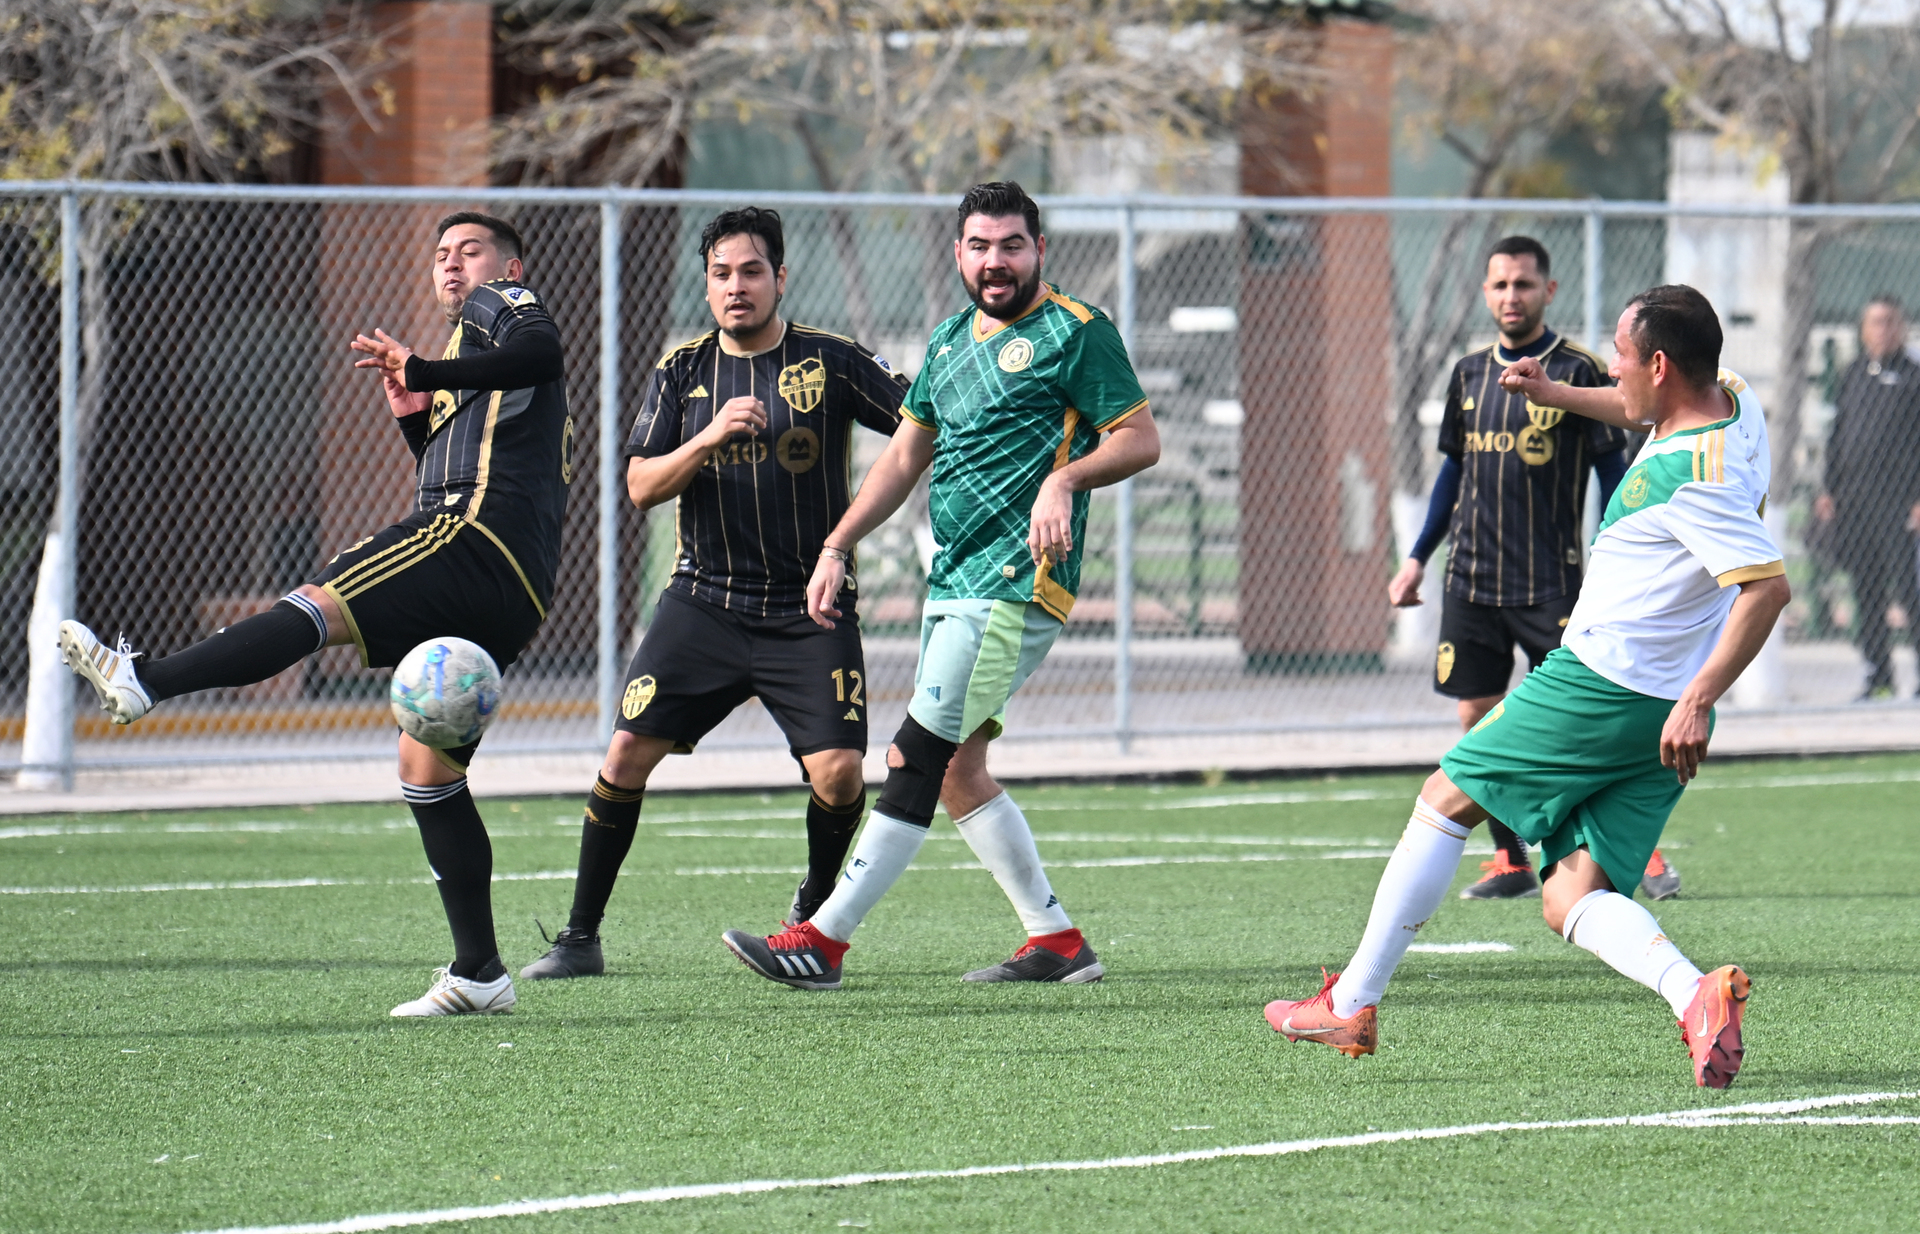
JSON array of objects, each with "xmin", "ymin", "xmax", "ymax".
[
  {"xmin": 963, "ymin": 939, "xmax": 1105, "ymax": 983},
  {"xmin": 784, "ymin": 876, "xmax": 831, "ymax": 927},
  {"xmin": 1459, "ymin": 854, "xmax": 1540, "ymax": 900},
  {"xmin": 721, "ymin": 922, "xmax": 843, "ymax": 990},
  {"xmin": 518, "ymin": 924, "xmax": 604, "ymax": 980}
]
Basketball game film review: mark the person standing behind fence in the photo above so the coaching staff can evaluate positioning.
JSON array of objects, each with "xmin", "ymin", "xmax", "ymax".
[
  {"xmin": 1813, "ymin": 295, "xmax": 1920, "ymax": 701},
  {"xmin": 60, "ymin": 212, "xmax": 572, "ymax": 1018},
  {"xmin": 1386, "ymin": 236, "xmax": 1665, "ymax": 899},
  {"xmin": 517, "ymin": 207, "xmax": 908, "ymax": 983}
]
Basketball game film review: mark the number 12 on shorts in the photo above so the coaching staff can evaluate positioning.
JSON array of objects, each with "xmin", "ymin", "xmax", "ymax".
[{"xmin": 831, "ymin": 668, "xmax": 865, "ymax": 707}]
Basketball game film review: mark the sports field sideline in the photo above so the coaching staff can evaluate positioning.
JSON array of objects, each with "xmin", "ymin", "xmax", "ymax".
[{"xmin": 4, "ymin": 752, "xmax": 1917, "ymax": 1233}]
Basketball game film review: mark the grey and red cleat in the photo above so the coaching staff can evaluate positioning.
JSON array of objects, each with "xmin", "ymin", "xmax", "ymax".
[
  {"xmin": 1459, "ymin": 852, "xmax": 1540, "ymax": 900},
  {"xmin": 722, "ymin": 920, "xmax": 846, "ymax": 990},
  {"xmin": 1640, "ymin": 849, "xmax": 1682, "ymax": 901},
  {"xmin": 963, "ymin": 930, "xmax": 1104, "ymax": 983},
  {"xmin": 1263, "ymin": 969, "xmax": 1378, "ymax": 1058},
  {"xmin": 1681, "ymin": 964, "xmax": 1749, "ymax": 1088}
]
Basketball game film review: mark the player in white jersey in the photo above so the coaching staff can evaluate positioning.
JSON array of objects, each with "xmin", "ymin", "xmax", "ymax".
[{"xmin": 1261, "ymin": 286, "xmax": 1790, "ymax": 1088}]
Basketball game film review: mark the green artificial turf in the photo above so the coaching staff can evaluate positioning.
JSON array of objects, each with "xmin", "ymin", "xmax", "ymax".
[{"xmin": 3, "ymin": 754, "xmax": 1918, "ymax": 1233}]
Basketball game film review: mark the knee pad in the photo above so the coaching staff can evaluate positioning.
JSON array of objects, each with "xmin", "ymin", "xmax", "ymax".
[{"xmin": 875, "ymin": 715, "xmax": 958, "ymax": 827}]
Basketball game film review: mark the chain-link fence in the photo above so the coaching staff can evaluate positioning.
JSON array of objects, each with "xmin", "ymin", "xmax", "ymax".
[{"xmin": 4, "ymin": 183, "xmax": 1919, "ymax": 783}]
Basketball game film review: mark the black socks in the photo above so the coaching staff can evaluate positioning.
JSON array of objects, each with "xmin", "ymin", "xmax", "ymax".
[
  {"xmin": 565, "ymin": 776, "xmax": 645, "ymax": 935},
  {"xmin": 1487, "ymin": 819, "xmax": 1530, "ymax": 867},
  {"xmin": 797, "ymin": 790, "xmax": 865, "ymax": 920},
  {"xmin": 403, "ymin": 779, "xmax": 502, "ymax": 981},
  {"xmin": 135, "ymin": 596, "xmax": 328, "ymax": 703}
]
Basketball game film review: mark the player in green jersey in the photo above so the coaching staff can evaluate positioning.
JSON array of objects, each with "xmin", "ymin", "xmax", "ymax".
[{"xmin": 722, "ymin": 182, "xmax": 1160, "ymax": 989}]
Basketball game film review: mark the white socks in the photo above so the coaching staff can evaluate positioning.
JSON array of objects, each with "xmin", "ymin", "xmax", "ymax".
[
  {"xmin": 1331, "ymin": 798, "xmax": 1472, "ymax": 1019},
  {"xmin": 808, "ymin": 811, "xmax": 928, "ymax": 943},
  {"xmin": 1562, "ymin": 889, "xmax": 1704, "ymax": 1018},
  {"xmin": 955, "ymin": 792, "xmax": 1073, "ymax": 935}
]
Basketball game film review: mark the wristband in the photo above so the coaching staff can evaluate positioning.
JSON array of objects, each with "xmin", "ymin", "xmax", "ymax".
[{"xmin": 820, "ymin": 545, "xmax": 851, "ymax": 563}]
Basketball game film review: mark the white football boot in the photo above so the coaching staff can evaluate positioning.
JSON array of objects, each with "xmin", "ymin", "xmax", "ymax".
[
  {"xmin": 58, "ymin": 620, "xmax": 153, "ymax": 724},
  {"xmin": 390, "ymin": 967, "xmax": 516, "ymax": 1017}
]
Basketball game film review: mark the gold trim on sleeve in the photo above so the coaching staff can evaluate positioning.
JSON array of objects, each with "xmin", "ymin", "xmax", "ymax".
[{"xmin": 1716, "ymin": 560, "xmax": 1786, "ymax": 587}]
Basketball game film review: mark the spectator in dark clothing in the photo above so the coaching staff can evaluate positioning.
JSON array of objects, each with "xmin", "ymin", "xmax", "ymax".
[{"xmin": 1816, "ymin": 295, "xmax": 1920, "ymax": 699}]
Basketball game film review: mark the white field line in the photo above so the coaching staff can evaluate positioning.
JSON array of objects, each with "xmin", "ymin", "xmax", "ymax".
[
  {"xmin": 1407, "ymin": 942, "xmax": 1514, "ymax": 953},
  {"xmin": 166, "ymin": 1091, "xmax": 1920, "ymax": 1234},
  {"xmin": 0, "ymin": 872, "xmax": 579, "ymax": 896},
  {"xmin": 670, "ymin": 850, "xmax": 1398, "ymax": 877}
]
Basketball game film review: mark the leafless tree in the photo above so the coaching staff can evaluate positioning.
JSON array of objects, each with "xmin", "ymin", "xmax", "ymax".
[{"xmin": 1634, "ymin": 0, "xmax": 1920, "ymax": 493}]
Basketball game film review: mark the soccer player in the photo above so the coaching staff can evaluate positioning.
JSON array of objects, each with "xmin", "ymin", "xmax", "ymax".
[
  {"xmin": 1389, "ymin": 236, "xmax": 1641, "ymax": 900},
  {"xmin": 59, "ymin": 212, "xmax": 570, "ymax": 1018},
  {"xmin": 720, "ymin": 181, "xmax": 1160, "ymax": 990},
  {"xmin": 1264, "ymin": 285, "xmax": 1788, "ymax": 1088},
  {"xmin": 519, "ymin": 207, "xmax": 906, "ymax": 981}
]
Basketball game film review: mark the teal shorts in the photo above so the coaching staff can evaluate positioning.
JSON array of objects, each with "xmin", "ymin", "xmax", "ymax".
[
  {"xmin": 907, "ymin": 599, "xmax": 1064, "ymax": 743},
  {"xmin": 1439, "ymin": 647, "xmax": 1707, "ymax": 895}
]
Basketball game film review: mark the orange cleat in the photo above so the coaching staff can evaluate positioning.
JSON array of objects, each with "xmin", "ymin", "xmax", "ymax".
[
  {"xmin": 1680, "ymin": 964, "xmax": 1750, "ymax": 1088},
  {"xmin": 1263, "ymin": 969, "xmax": 1377, "ymax": 1058},
  {"xmin": 1458, "ymin": 852, "xmax": 1540, "ymax": 900}
]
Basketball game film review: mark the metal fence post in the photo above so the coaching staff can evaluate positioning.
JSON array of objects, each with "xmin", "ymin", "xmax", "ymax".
[
  {"xmin": 54, "ymin": 190, "xmax": 79, "ymax": 790},
  {"xmin": 1114, "ymin": 204, "xmax": 1137, "ymax": 754},
  {"xmin": 596, "ymin": 199, "xmax": 623, "ymax": 738},
  {"xmin": 1584, "ymin": 204, "xmax": 1603, "ymax": 349}
]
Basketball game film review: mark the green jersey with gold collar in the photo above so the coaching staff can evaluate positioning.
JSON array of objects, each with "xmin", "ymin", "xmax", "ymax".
[{"xmin": 902, "ymin": 285, "xmax": 1148, "ymax": 620}]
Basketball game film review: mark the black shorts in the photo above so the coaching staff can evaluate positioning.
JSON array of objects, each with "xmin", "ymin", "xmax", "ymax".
[
  {"xmin": 311, "ymin": 510, "xmax": 547, "ymax": 672},
  {"xmin": 1434, "ymin": 590, "xmax": 1577, "ymax": 699},
  {"xmin": 616, "ymin": 590, "xmax": 867, "ymax": 759}
]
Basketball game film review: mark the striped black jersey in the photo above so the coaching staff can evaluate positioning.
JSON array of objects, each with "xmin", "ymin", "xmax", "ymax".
[
  {"xmin": 398, "ymin": 278, "xmax": 572, "ymax": 612},
  {"xmin": 625, "ymin": 322, "xmax": 907, "ymax": 617},
  {"xmin": 1436, "ymin": 329, "xmax": 1632, "ymax": 607}
]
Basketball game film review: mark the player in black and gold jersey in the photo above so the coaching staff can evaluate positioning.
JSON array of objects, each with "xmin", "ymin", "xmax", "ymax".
[
  {"xmin": 1388, "ymin": 236, "xmax": 1657, "ymax": 899},
  {"xmin": 520, "ymin": 207, "xmax": 906, "ymax": 981},
  {"xmin": 60, "ymin": 212, "xmax": 572, "ymax": 1016}
]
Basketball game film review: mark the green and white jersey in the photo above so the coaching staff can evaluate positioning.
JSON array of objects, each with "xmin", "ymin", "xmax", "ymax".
[
  {"xmin": 1562, "ymin": 370, "xmax": 1784, "ymax": 699},
  {"xmin": 902, "ymin": 286, "xmax": 1148, "ymax": 620}
]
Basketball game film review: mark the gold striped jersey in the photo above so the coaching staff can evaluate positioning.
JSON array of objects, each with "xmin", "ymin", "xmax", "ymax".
[
  {"xmin": 403, "ymin": 279, "xmax": 573, "ymax": 609},
  {"xmin": 1437, "ymin": 330, "xmax": 1632, "ymax": 607},
  {"xmin": 625, "ymin": 322, "xmax": 906, "ymax": 617}
]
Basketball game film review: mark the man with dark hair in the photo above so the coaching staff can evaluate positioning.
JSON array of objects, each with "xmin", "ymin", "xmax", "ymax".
[
  {"xmin": 721, "ymin": 181, "xmax": 1161, "ymax": 989},
  {"xmin": 61, "ymin": 212, "xmax": 573, "ymax": 1016},
  {"xmin": 1814, "ymin": 294, "xmax": 1920, "ymax": 699},
  {"xmin": 1266, "ymin": 284, "xmax": 1788, "ymax": 1090},
  {"xmin": 518, "ymin": 206, "xmax": 908, "ymax": 981},
  {"xmin": 1389, "ymin": 236, "xmax": 1650, "ymax": 899}
]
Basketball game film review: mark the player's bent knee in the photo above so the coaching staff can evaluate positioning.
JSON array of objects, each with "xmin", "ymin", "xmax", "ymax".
[
  {"xmin": 806, "ymin": 749, "xmax": 866, "ymax": 805},
  {"xmin": 397, "ymin": 733, "xmax": 465, "ymax": 787},
  {"xmin": 602, "ymin": 730, "xmax": 670, "ymax": 791},
  {"xmin": 875, "ymin": 716, "xmax": 958, "ymax": 827}
]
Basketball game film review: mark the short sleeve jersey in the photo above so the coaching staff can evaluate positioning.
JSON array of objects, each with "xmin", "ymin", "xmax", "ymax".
[
  {"xmin": 903, "ymin": 286, "xmax": 1148, "ymax": 621},
  {"xmin": 1436, "ymin": 331, "xmax": 1633, "ymax": 607},
  {"xmin": 625, "ymin": 322, "xmax": 906, "ymax": 617},
  {"xmin": 420, "ymin": 279, "xmax": 573, "ymax": 610},
  {"xmin": 1562, "ymin": 370, "xmax": 1784, "ymax": 699}
]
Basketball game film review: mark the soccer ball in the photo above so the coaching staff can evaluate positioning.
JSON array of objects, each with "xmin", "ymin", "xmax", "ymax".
[{"xmin": 389, "ymin": 638, "xmax": 501, "ymax": 749}]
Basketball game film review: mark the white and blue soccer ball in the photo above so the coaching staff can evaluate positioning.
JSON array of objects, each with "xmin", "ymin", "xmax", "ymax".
[{"xmin": 389, "ymin": 637, "xmax": 501, "ymax": 748}]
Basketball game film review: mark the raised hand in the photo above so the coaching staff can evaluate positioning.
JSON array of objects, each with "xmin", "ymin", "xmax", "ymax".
[{"xmin": 351, "ymin": 328, "xmax": 429, "ymax": 417}]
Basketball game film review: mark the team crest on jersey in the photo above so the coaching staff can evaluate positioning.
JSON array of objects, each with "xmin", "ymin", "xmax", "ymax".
[
  {"xmin": 429, "ymin": 389, "xmax": 456, "ymax": 433},
  {"xmin": 622, "ymin": 675, "xmax": 657, "ymax": 719},
  {"xmin": 499, "ymin": 286, "xmax": 538, "ymax": 309},
  {"xmin": 1516, "ymin": 427, "xmax": 1554, "ymax": 466},
  {"xmin": 1622, "ymin": 469, "xmax": 1651, "ymax": 508},
  {"xmin": 1436, "ymin": 641, "xmax": 1456, "ymax": 684},
  {"xmin": 778, "ymin": 357, "xmax": 827, "ymax": 413},
  {"xmin": 776, "ymin": 426, "xmax": 820, "ymax": 474},
  {"xmin": 560, "ymin": 414, "xmax": 576, "ymax": 484},
  {"xmin": 998, "ymin": 337, "xmax": 1034, "ymax": 373}
]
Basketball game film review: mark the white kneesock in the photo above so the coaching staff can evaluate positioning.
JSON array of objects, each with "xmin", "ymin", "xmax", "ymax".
[
  {"xmin": 954, "ymin": 791, "xmax": 1073, "ymax": 935},
  {"xmin": 1330, "ymin": 798, "xmax": 1472, "ymax": 1019},
  {"xmin": 1562, "ymin": 889, "xmax": 1704, "ymax": 1018},
  {"xmin": 808, "ymin": 811, "xmax": 929, "ymax": 943}
]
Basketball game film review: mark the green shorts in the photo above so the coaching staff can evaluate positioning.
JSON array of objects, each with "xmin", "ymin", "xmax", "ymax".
[
  {"xmin": 1439, "ymin": 647, "xmax": 1707, "ymax": 895},
  {"xmin": 907, "ymin": 599, "xmax": 1064, "ymax": 743}
]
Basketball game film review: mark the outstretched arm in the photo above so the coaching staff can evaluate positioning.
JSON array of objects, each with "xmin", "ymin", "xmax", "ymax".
[
  {"xmin": 1660, "ymin": 573, "xmax": 1791, "ymax": 785},
  {"xmin": 805, "ymin": 420, "xmax": 937, "ymax": 628},
  {"xmin": 1499, "ymin": 356, "xmax": 1639, "ymax": 430}
]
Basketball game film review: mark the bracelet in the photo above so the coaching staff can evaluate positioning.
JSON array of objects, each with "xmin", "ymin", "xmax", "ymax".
[{"xmin": 820, "ymin": 545, "xmax": 851, "ymax": 562}]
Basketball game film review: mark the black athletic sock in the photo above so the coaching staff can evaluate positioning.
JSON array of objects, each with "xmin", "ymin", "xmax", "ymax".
[
  {"xmin": 135, "ymin": 596, "xmax": 328, "ymax": 703},
  {"xmin": 1486, "ymin": 819, "xmax": 1530, "ymax": 867},
  {"xmin": 566, "ymin": 776, "xmax": 644, "ymax": 935},
  {"xmin": 798, "ymin": 789, "xmax": 865, "ymax": 918},
  {"xmin": 403, "ymin": 779, "xmax": 501, "ymax": 980}
]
